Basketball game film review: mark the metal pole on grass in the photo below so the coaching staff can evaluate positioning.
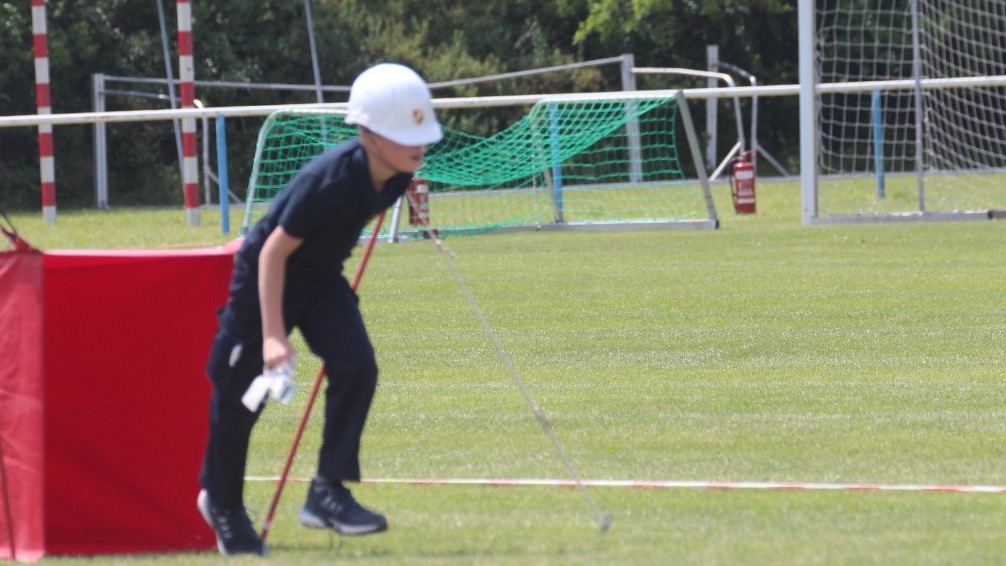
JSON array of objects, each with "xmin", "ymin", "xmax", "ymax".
[
  {"xmin": 31, "ymin": 0, "xmax": 56, "ymax": 224},
  {"xmin": 216, "ymin": 116, "xmax": 230, "ymax": 234},
  {"xmin": 304, "ymin": 0, "xmax": 324, "ymax": 104},
  {"xmin": 872, "ymin": 89, "xmax": 886, "ymax": 199},
  {"xmin": 156, "ymin": 0, "xmax": 184, "ymax": 177},
  {"xmin": 260, "ymin": 211, "xmax": 386, "ymax": 541}
]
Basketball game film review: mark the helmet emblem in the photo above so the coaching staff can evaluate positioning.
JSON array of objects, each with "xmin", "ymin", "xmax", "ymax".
[{"xmin": 412, "ymin": 108, "xmax": 425, "ymax": 125}]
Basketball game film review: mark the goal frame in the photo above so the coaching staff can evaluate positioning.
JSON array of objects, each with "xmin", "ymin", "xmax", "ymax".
[
  {"xmin": 241, "ymin": 90, "xmax": 719, "ymax": 237},
  {"xmin": 797, "ymin": 0, "xmax": 1006, "ymax": 224}
]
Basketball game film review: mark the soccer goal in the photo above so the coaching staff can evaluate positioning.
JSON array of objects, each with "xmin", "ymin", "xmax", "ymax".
[
  {"xmin": 240, "ymin": 91, "xmax": 718, "ymax": 236},
  {"xmin": 800, "ymin": 0, "xmax": 1006, "ymax": 223}
]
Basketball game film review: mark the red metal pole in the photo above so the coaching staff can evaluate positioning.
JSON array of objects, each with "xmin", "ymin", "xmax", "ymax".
[
  {"xmin": 177, "ymin": 0, "xmax": 199, "ymax": 226},
  {"xmin": 31, "ymin": 0, "xmax": 55, "ymax": 224}
]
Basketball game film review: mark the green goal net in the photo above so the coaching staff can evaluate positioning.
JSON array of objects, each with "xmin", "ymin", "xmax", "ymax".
[{"xmin": 241, "ymin": 92, "xmax": 717, "ymax": 236}]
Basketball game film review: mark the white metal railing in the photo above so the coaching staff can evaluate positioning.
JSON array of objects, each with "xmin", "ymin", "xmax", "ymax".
[{"xmin": 11, "ymin": 77, "xmax": 1006, "ymax": 130}]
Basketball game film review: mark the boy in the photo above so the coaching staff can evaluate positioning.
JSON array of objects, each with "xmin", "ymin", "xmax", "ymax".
[{"xmin": 197, "ymin": 62, "xmax": 442, "ymax": 556}]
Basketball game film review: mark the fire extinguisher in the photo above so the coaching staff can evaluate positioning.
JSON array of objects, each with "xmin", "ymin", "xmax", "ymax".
[
  {"xmin": 406, "ymin": 177, "xmax": 430, "ymax": 226},
  {"xmin": 731, "ymin": 150, "xmax": 756, "ymax": 214}
]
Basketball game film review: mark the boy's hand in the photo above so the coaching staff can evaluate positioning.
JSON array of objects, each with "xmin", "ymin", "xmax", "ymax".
[
  {"xmin": 263, "ymin": 335, "xmax": 293, "ymax": 369},
  {"xmin": 242, "ymin": 351, "xmax": 297, "ymax": 411}
]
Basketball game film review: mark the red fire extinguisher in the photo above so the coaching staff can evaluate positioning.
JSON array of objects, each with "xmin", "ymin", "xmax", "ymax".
[
  {"xmin": 731, "ymin": 150, "xmax": 756, "ymax": 214},
  {"xmin": 406, "ymin": 177, "xmax": 430, "ymax": 226}
]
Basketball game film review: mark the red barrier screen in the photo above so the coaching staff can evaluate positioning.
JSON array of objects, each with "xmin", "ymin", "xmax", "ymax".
[{"xmin": 1, "ymin": 245, "xmax": 237, "ymax": 561}]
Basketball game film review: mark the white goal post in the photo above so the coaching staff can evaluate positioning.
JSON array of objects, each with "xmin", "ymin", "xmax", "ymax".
[
  {"xmin": 240, "ymin": 90, "xmax": 720, "ymax": 237},
  {"xmin": 798, "ymin": 0, "xmax": 1006, "ymax": 224}
]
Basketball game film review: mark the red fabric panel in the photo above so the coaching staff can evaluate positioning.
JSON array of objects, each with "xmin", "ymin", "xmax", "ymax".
[
  {"xmin": 0, "ymin": 251, "xmax": 46, "ymax": 562},
  {"xmin": 39, "ymin": 248, "xmax": 234, "ymax": 556}
]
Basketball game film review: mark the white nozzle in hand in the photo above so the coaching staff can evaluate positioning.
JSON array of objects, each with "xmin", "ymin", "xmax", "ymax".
[{"xmin": 241, "ymin": 359, "xmax": 297, "ymax": 411}]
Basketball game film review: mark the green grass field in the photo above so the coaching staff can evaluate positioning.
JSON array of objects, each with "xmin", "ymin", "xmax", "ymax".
[{"xmin": 6, "ymin": 179, "xmax": 1006, "ymax": 564}]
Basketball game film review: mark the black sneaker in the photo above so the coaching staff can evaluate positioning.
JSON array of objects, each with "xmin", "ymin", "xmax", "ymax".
[
  {"xmin": 299, "ymin": 478, "xmax": 388, "ymax": 535},
  {"xmin": 197, "ymin": 489, "xmax": 268, "ymax": 556}
]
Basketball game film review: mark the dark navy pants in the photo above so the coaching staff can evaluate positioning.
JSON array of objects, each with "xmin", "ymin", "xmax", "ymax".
[{"xmin": 199, "ymin": 276, "xmax": 378, "ymax": 511}]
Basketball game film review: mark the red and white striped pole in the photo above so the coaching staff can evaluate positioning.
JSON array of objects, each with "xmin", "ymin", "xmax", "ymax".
[
  {"xmin": 177, "ymin": 0, "xmax": 199, "ymax": 225},
  {"xmin": 31, "ymin": 0, "xmax": 56, "ymax": 224}
]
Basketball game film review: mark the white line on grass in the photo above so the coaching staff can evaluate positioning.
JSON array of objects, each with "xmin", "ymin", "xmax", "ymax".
[{"xmin": 244, "ymin": 476, "xmax": 1006, "ymax": 493}]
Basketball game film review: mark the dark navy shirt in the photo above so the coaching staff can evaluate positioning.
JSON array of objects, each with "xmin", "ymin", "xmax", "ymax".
[{"xmin": 221, "ymin": 138, "xmax": 411, "ymax": 334}]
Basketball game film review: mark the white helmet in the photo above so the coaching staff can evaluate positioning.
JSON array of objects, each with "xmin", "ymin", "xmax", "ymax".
[{"xmin": 345, "ymin": 63, "xmax": 443, "ymax": 146}]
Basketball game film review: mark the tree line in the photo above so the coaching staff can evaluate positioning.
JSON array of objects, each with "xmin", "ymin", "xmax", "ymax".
[{"xmin": 0, "ymin": 0, "xmax": 799, "ymax": 210}]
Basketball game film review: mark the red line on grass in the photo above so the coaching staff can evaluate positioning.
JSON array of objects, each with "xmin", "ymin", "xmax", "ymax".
[{"xmin": 243, "ymin": 476, "xmax": 1006, "ymax": 494}]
